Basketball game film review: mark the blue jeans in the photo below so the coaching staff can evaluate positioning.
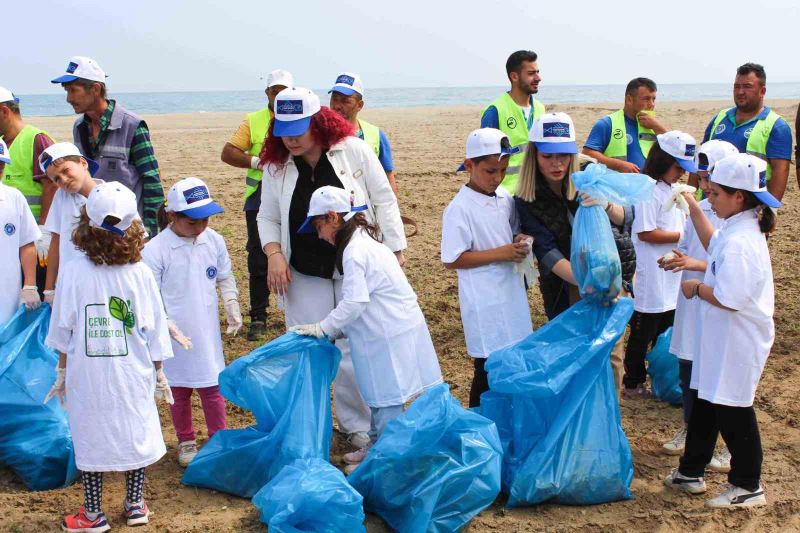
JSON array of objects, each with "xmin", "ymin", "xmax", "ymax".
[{"xmin": 679, "ymin": 359, "xmax": 694, "ymax": 424}]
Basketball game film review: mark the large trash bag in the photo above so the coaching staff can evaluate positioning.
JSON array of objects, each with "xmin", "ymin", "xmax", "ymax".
[
  {"xmin": 252, "ymin": 458, "xmax": 365, "ymax": 533},
  {"xmin": 570, "ymin": 164, "xmax": 655, "ymax": 305},
  {"xmin": 646, "ymin": 328, "xmax": 682, "ymax": 405},
  {"xmin": 0, "ymin": 305, "xmax": 78, "ymax": 490},
  {"xmin": 481, "ymin": 298, "xmax": 635, "ymax": 507},
  {"xmin": 181, "ymin": 333, "xmax": 341, "ymax": 498},
  {"xmin": 348, "ymin": 384, "xmax": 502, "ymax": 533}
]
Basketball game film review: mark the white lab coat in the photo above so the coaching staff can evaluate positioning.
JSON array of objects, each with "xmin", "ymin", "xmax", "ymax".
[{"xmin": 0, "ymin": 184, "xmax": 40, "ymax": 324}]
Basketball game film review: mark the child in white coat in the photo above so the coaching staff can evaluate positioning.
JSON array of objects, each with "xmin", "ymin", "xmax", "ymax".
[
  {"xmin": 291, "ymin": 186, "xmax": 443, "ymax": 474},
  {"xmin": 143, "ymin": 177, "xmax": 242, "ymax": 467}
]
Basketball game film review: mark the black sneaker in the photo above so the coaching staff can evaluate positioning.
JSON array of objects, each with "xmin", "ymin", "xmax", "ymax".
[{"xmin": 247, "ymin": 320, "xmax": 266, "ymax": 341}]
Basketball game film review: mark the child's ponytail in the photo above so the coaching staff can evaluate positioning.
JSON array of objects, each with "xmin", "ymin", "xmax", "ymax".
[
  {"xmin": 758, "ymin": 205, "xmax": 776, "ymax": 234},
  {"xmin": 157, "ymin": 202, "xmax": 170, "ymax": 231}
]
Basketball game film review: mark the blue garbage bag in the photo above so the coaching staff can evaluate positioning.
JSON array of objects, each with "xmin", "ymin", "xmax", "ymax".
[
  {"xmin": 646, "ymin": 328, "xmax": 682, "ymax": 405},
  {"xmin": 348, "ymin": 384, "xmax": 502, "ymax": 533},
  {"xmin": 252, "ymin": 458, "xmax": 365, "ymax": 533},
  {"xmin": 182, "ymin": 333, "xmax": 341, "ymax": 497},
  {"xmin": 0, "ymin": 305, "xmax": 78, "ymax": 490},
  {"xmin": 481, "ymin": 299, "xmax": 635, "ymax": 507},
  {"xmin": 571, "ymin": 163, "xmax": 655, "ymax": 207}
]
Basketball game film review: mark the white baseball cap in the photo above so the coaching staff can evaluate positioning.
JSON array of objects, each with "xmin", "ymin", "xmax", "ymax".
[
  {"xmin": 51, "ymin": 56, "xmax": 107, "ymax": 84},
  {"xmin": 710, "ymin": 153, "xmax": 779, "ymax": 208},
  {"xmin": 0, "ymin": 86, "xmax": 19, "ymax": 105},
  {"xmin": 86, "ymin": 182, "xmax": 140, "ymax": 235},
  {"xmin": 298, "ymin": 186, "xmax": 367, "ymax": 234},
  {"xmin": 457, "ymin": 128, "xmax": 520, "ymax": 171},
  {"xmin": 696, "ymin": 139, "xmax": 739, "ymax": 172},
  {"xmin": 656, "ymin": 131, "xmax": 698, "ymax": 173},
  {"xmin": 328, "ymin": 72, "xmax": 364, "ymax": 97},
  {"xmin": 38, "ymin": 142, "xmax": 99, "ymax": 176},
  {"xmin": 0, "ymin": 138, "xmax": 10, "ymax": 164},
  {"xmin": 166, "ymin": 177, "xmax": 224, "ymax": 219},
  {"xmin": 529, "ymin": 112, "xmax": 578, "ymax": 154},
  {"xmin": 273, "ymin": 87, "xmax": 321, "ymax": 137},
  {"xmin": 266, "ymin": 69, "xmax": 294, "ymax": 89}
]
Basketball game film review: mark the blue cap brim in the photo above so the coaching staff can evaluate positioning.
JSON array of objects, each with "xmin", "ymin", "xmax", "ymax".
[
  {"xmin": 0, "ymin": 156, "xmax": 10, "ymax": 164},
  {"xmin": 297, "ymin": 216, "xmax": 316, "ymax": 234},
  {"xmin": 535, "ymin": 141, "xmax": 578, "ymax": 154},
  {"xmin": 329, "ymin": 86, "xmax": 358, "ymax": 96},
  {"xmin": 456, "ymin": 162, "xmax": 466, "ymax": 172},
  {"xmin": 51, "ymin": 75, "xmax": 80, "ymax": 84},
  {"xmin": 180, "ymin": 201, "xmax": 225, "ymax": 219},
  {"xmin": 753, "ymin": 191, "xmax": 781, "ymax": 209},
  {"xmin": 273, "ymin": 116, "xmax": 312, "ymax": 137},
  {"xmin": 676, "ymin": 158, "xmax": 698, "ymax": 173}
]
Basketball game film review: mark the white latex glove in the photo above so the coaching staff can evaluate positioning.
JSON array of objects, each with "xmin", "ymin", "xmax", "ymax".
[
  {"xmin": 225, "ymin": 299, "xmax": 243, "ymax": 336},
  {"xmin": 36, "ymin": 226, "xmax": 51, "ymax": 266},
  {"xmin": 289, "ymin": 323, "xmax": 325, "ymax": 339},
  {"xmin": 579, "ymin": 192, "xmax": 608, "ymax": 210},
  {"xmin": 20, "ymin": 285, "xmax": 41, "ymax": 310},
  {"xmin": 167, "ymin": 319, "xmax": 193, "ymax": 350},
  {"xmin": 43, "ymin": 366, "xmax": 66, "ymax": 405},
  {"xmin": 43, "ymin": 289, "xmax": 56, "ymax": 304},
  {"xmin": 663, "ymin": 184, "xmax": 696, "ymax": 214},
  {"xmin": 154, "ymin": 368, "xmax": 174, "ymax": 405},
  {"xmin": 250, "ymin": 156, "xmax": 264, "ymax": 170},
  {"xmin": 513, "ymin": 238, "xmax": 538, "ymax": 284}
]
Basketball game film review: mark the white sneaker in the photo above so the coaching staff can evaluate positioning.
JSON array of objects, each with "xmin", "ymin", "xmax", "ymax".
[
  {"xmin": 707, "ymin": 447, "xmax": 732, "ymax": 473},
  {"xmin": 177, "ymin": 440, "xmax": 198, "ymax": 467},
  {"xmin": 347, "ymin": 431, "xmax": 371, "ymax": 449},
  {"xmin": 662, "ymin": 426, "xmax": 687, "ymax": 456},
  {"xmin": 664, "ymin": 468, "xmax": 707, "ymax": 494},
  {"xmin": 705, "ymin": 483, "xmax": 766, "ymax": 509}
]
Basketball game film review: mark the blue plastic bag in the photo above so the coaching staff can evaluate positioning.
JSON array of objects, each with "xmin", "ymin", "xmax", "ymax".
[
  {"xmin": 480, "ymin": 299, "xmax": 635, "ymax": 507},
  {"xmin": 252, "ymin": 458, "xmax": 365, "ymax": 533},
  {"xmin": 571, "ymin": 163, "xmax": 655, "ymax": 207},
  {"xmin": 182, "ymin": 333, "xmax": 341, "ymax": 497},
  {"xmin": 348, "ymin": 384, "xmax": 502, "ymax": 533},
  {"xmin": 0, "ymin": 305, "xmax": 78, "ymax": 491},
  {"xmin": 646, "ymin": 328, "xmax": 682, "ymax": 405}
]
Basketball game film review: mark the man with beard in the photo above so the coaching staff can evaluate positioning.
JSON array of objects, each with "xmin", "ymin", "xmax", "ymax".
[
  {"xmin": 220, "ymin": 69, "xmax": 293, "ymax": 340},
  {"xmin": 480, "ymin": 50, "xmax": 545, "ymax": 194}
]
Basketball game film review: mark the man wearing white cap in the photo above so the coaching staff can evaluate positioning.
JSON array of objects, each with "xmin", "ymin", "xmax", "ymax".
[
  {"xmin": 51, "ymin": 56, "xmax": 165, "ymax": 237},
  {"xmin": 328, "ymin": 72, "xmax": 398, "ymax": 194},
  {"xmin": 220, "ymin": 68, "xmax": 293, "ymax": 341}
]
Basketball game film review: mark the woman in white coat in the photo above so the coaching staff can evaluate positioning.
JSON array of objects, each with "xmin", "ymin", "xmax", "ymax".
[{"xmin": 256, "ymin": 88, "xmax": 407, "ymax": 448}]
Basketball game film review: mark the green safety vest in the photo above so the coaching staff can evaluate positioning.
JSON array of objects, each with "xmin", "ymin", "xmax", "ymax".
[
  {"xmin": 243, "ymin": 108, "xmax": 272, "ymax": 200},
  {"xmin": 481, "ymin": 93, "xmax": 545, "ymax": 194},
  {"xmin": 1, "ymin": 125, "xmax": 49, "ymax": 221},
  {"xmin": 709, "ymin": 107, "xmax": 780, "ymax": 180},
  {"xmin": 603, "ymin": 109, "xmax": 656, "ymax": 160},
  {"xmin": 358, "ymin": 119, "xmax": 381, "ymax": 157}
]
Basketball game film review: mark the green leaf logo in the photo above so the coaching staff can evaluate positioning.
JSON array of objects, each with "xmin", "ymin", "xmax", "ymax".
[{"xmin": 109, "ymin": 296, "xmax": 136, "ymax": 335}]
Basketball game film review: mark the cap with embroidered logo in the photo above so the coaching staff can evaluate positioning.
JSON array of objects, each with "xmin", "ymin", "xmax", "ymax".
[
  {"xmin": 166, "ymin": 177, "xmax": 224, "ymax": 219},
  {"xmin": 38, "ymin": 142, "xmax": 99, "ymax": 176},
  {"xmin": 297, "ymin": 185, "xmax": 367, "ymax": 234},
  {"xmin": 0, "ymin": 138, "xmax": 10, "ymax": 164},
  {"xmin": 530, "ymin": 112, "xmax": 578, "ymax": 154},
  {"xmin": 696, "ymin": 139, "xmax": 739, "ymax": 172},
  {"xmin": 51, "ymin": 56, "xmax": 107, "ymax": 84},
  {"xmin": 272, "ymin": 87, "xmax": 321, "ymax": 137},
  {"xmin": 328, "ymin": 72, "xmax": 364, "ymax": 97},
  {"xmin": 86, "ymin": 182, "xmax": 140, "ymax": 236},
  {"xmin": 0, "ymin": 86, "xmax": 19, "ymax": 105},
  {"xmin": 266, "ymin": 69, "xmax": 294, "ymax": 89},
  {"xmin": 457, "ymin": 128, "xmax": 520, "ymax": 171},
  {"xmin": 710, "ymin": 153, "xmax": 780, "ymax": 208},
  {"xmin": 656, "ymin": 131, "xmax": 698, "ymax": 173}
]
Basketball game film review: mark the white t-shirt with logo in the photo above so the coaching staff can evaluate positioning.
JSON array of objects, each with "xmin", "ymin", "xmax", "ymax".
[
  {"xmin": 142, "ymin": 227, "xmax": 232, "ymax": 388},
  {"xmin": 46, "ymin": 256, "xmax": 173, "ymax": 471},
  {"xmin": 0, "ymin": 183, "xmax": 41, "ymax": 324},
  {"xmin": 631, "ymin": 181, "xmax": 686, "ymax": 313},
  {"xmin": 441, "ymin": 185, "xmax": 532, "ymax": 358},
  {"xmin": 44, "ymin": 180, "xmax": 103, "ymax": 270},
  {"xmin": 690, "ymin": 209, "xmax": 774, "ymax": 407}
]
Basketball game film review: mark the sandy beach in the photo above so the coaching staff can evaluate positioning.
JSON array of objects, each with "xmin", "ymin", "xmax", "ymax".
[{"xmin": 2, "ymin": 99, "xmax": 799, "ymax": 531}]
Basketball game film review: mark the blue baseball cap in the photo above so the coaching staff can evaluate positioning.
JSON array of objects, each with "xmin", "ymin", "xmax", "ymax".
[
  {"xmin": 457, "ymin": 128, "xmax": 520, "ymax": 171},
  {"xmin": 0, "ymin": 139, "xmax": 10, "ymax": 164},
  {"xmin": 297, "ymin": 186, "xmax": 367, "ymax": 234},
  {"xmin": 328, "ymin": 72, "xmax": 364, "ymax": 97},
  {"xmin": 51, "ymin": 56, "xmax": 107, "ymax": 84},
  {"xmin": 273, "ymin": 87, "xmax": 321, "ymax": 137},
  {"xmin": 38, "ymin": 142, "xmax": 100, "ymax": 176},
  {"xmin": 657, "ymin": 131, "xmax": 698, "ymax": 173},
  {"xmin": 711, "ymin": 153, "xmax": 780, "ymax": 209},
  {"xmin": 530, "ymin": 112, "xmax": 579, "ymax": 154},
  {"xmin": 166, "ymin": 177, "xmax": 224, "ymax": 219}
]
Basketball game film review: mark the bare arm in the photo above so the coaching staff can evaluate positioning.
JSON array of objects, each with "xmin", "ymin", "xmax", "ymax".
[
  {"xmin": 636, "ymin": 229, "xmax": 681, "ymax": 244},
  {"xmin": 20, "ymin": 242, "xmax": 37, "ymax": 285},
  {"xmin": 581, "ymin": 147, "xmax": 640, "ymax": 174},
  {"xmin": 682, "ymin": 280, "xmax": 734, "ymax": 310},
  {"xmin": 44, "ymin": 233, "xmax": 60, "ymax": 290},
  {"xmin": 221, "ymin": 142, "xmax": 255, "ymax": 169},
  {"xmin": 385, "ymin": 170, "xmax": 398, "ymax": 196},
  {"xmin": 551, "ymin": 258, "xmax": 577, "ymax": 285},
  {"xmin": 444, "ymin": 243, "xmax": 528, "ymax": 270},
  {"xmin": 767, "ymin": 158, "xmax": 789, "ymax": 201},
  {"xmin": 683, "ymin": 192, "xmax": 714, "ymax": 250}
]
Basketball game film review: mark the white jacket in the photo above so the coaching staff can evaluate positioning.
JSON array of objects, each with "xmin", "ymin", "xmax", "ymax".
[{"xmin": 257, "ymin": 136, "xmax": 407, "ymax": 257}]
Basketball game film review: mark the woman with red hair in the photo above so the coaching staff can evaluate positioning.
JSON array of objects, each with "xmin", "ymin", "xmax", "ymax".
[{"xmin": 256, "ymin": 88, "xmax": 406, "ymax": 448}]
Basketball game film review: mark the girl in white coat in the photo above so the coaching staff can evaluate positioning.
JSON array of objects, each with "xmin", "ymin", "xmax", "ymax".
[{"xmin": 290, "ymin": 186, "xmax": 442, "ymax": 474}]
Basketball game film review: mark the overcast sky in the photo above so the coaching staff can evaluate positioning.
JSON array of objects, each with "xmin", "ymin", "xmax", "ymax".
[{"xmin": 7, "ymin": 0, "xmax": 799, "ymax": 94}]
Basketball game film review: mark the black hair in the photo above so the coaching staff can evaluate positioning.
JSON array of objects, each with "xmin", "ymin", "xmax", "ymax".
[
  {"xmin": 0, "ymin": 100, "xmax": 21, "ymax": 115},
  {"xmin": 625, "ymin": 77, "xmax": 657, "ymax": 97},
  {"xmin": 736, "ymin": 63, "xmax": 766, "ymax": 86},
  {"xmin": 506, "ymin": 50, "xmax": 538, "ymax": 77},
  {"xmin": 156, "ymin": 203, "xmax": 189, "ymax": 231},
  {"xmin": 717, "ymin": 183, "xmax": 776, "ymax": 234},
  {"xmin": 333, "ymin": 212, "xmax": 381, "ymax": 274},
  {"xmin": 642, "ymin": 143, "xmax": 677, "ymax": 182},
  {"xmin": 63, "ymin": 78, "xmax": 107, "ymax": 99}
]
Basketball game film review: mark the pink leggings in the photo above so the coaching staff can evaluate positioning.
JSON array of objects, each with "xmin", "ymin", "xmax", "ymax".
[{"xmin": 169, "ymin": 386, "xmax": 227, "ymax": 443}]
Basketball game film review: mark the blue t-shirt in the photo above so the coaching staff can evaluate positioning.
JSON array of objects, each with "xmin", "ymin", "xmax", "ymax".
[
  {"xmin": 584, "ymin": 114, "xmax": 647, "ymax": 170},
  {"xmin": 357, "ymin": 128, "xmax": 394, "ymax": 172},
  {"xmin": 702, "ymin": 106, "xmax": 792, "ymax": 160},
  {"xmin": 481, "ymin": 105, "xmax": 500, "ymax": 129}
]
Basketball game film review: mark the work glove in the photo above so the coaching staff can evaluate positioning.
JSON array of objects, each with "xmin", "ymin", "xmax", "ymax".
[
  {"xmin": 43, "ymin": 289, "xmax": 56, "ymax": 304},
  {"xmin": 513, "ymin": 237, "xmax": 538, "ymax": 285},
  {"xmin": 154, "ymin": 368, "xmax": 175, "ymax": 405},
  {"xmin": 43, "ymin": 366, "xmax": 66, "ymax": 405},
  {"xmin": 224, "ymin": 299, "xmax": 243, "ymax": 336},
  {"xmin": 36, "ymin": 226, "xmax": 51, "ymax": 267},
  {"xmin": 664, "ymin": 184, "xmax": 697, "ymax": 215},
  {"xmin": 167, "ymin": 319, "xmax": 193, "ymax": 350},
  {"xmin": 20, "ymin": 285, "xmax": 42, "ymax": 310},
  {"xmin": 579, "ymin": 192, "xmax": 608, "ymax": 210},
  {"xmin": 289, "ymin": 323, "xmax": 326, "ymax": 339}
]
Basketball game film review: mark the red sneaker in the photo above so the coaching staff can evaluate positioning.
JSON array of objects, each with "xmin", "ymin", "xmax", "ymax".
[
  {"xmin": 62, "ymin": 506, "xmax": 110, "ymax": 533},
  {"xmin": 123, "ymin": 500, "xmax": 150, "ymax": 526}
]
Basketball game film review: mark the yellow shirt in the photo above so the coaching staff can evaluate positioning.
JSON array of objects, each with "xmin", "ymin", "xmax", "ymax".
[{"xmin": 228, "ymin": 120, "xmax": 251, "ymax": 151}]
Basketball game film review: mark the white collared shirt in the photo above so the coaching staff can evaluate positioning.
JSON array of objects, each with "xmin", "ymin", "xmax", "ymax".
[
  {"xmin": 0, "ymin": 183, "xmax": 41, "ymax": 323},
  {"xmin": 44, "ymin": 179, "xmax": 104, "ymax": 270}
]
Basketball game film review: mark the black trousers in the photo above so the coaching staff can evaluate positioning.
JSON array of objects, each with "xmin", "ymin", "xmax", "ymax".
[
  {"xmin": 679, "ymin": 392, "xmax": 763, "ymax": 491},
  {"xmin": 245, "ymin": 210, "xmax": 269, "ymax": 322},
  {"xmin": 623, "ymin": 309, "xmax": 674, "ymax": 388},
  {"xmin": 469, "ymin": 358, "xmax": 489, "ymax": 408}
]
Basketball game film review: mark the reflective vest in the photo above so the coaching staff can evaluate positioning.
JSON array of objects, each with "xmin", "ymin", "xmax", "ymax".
[
  {"xmin": 482, "ymin": 93, "xmax": 545, "ymax": 194},
  {"xmin": 244, "ymin": 107, "xmax": 272, "ymax": 200},
  {"xmin": 709, "ymin": 107, "xmax": 780, "ymax": 180},
  {"xmin": 358, "ymin": 118, "xmax": 380, "ymax": 157},
  {"xmin": 2, "ymin": 125, "xmax": 49, "ymax": 221},
  {"xmin": 603, "ymin": 109, "xmax": 656, "ymax": 160}
]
